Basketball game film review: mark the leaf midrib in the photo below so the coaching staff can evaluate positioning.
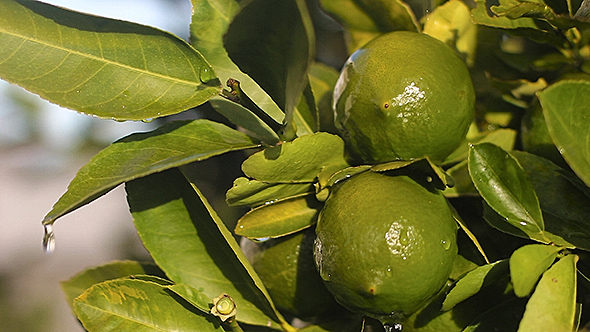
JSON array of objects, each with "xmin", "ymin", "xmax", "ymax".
[{"xmin": 1, "ymin": 28, "xmax": 201, "ymax": 87}]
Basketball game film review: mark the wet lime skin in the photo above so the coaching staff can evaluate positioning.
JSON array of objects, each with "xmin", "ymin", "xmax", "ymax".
[
  {"xmin": 333, "ymin": 31, "xmax": 475, "ymax": 164},
  {"xmin": 314, "ymin": 171, "xmax": 458, "ymax": 322}
]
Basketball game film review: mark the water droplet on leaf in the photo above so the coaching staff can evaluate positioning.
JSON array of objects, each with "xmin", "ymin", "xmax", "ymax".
[{"xmin": 43, "ymin": 224, "xmax": 55, "ymax": 254}]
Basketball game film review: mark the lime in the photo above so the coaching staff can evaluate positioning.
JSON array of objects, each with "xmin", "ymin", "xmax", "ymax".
[
  {"xmin": 314, "ymin": 171, "xmax": 458, "ymax": 323},
  {"xmin": 243, "ymin": 228, "xmax": 341, "ymax": 320},
  {"xmin": 333, "ymin": 31, "xmax": 475, "ymax": 164}
]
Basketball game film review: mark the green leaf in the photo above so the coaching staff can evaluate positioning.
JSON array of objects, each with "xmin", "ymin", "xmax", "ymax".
[
  {"xmin": 517, "ymin": 254, "xmax": 578, "ymax": 331},
  {"xmin": 126, "ymin": 168, "xmax": 289, "ymax": 329},
  {"xmin": 42, "ymin": 119, "xmax": 259, "ymax": 226},
  {"xmin": 235, "ymin": 194, "xmax": 322, "ymax": 239},
  {"xmin": 224, "ymin": 0, "xmax": 315, "ymax": 138},
  {"xmin": 468, "ymin": 143, "xmax": 547, "ymax": 241},
  {"xmin": 462, "ymin": 297, "xmax": 527, "ymax": 332},
  {"xmin": 509, "ymin": 244, "xmax": 562, "ymax": 297},
  {"xmin": 537, "ymin": 80, "xmax": 590, "ymax": 187},
  {"xmin": 444, "ymin": 128, "xmax": 518, "ymax": 166},
  {"xmin": 512, "ymin": 151, "xmax": 590, "ymax": 250},
  {"xmin": 189, "ymin": 0, "xmax": 284, "ymax": 123},
  {"xmin": 74, "ymin": 278, "xmax": 223, "ymax": 332},
  {"xmin": 442, "ymin": 260, "xmax": 509, "ymax": 311},
  {"xmin": 166, "ymin": 284, "xmax": 212, "ymax": 314},
  {"xmin": 308, "ymin": 62, "xmax": 340, "ymax": 133},
  {"xmin": 209, "ymin": 97, "xmax": 280, "ymax": 144},
  {"xmin": 423, "ymin": 0, "xmax": 478, "ymax": 65},
  {"xmin": 241, "ymin": 133, "xmax": 349, "ymax": 183},
  {"xmin": 226, "ymin": 177, "xmax": 313, "ymax": 207},
  {"xmin": 0, "ymin": 0, "xmax": 220, "ymax": 121},
  {"xmin": 61, "ymin": 261, "xmax": 165, "ymax": 311},
  {"xmin": 471, "ymin": 0, "xmax": 550, "ymax": 29}
]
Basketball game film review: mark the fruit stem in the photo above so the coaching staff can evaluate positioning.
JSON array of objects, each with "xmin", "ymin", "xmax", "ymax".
[{"xmin": 226, "ymin": 318, "xmax": 245, "ymax": 332}]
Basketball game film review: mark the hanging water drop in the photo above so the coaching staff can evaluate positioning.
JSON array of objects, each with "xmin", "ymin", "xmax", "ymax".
[{"xmin": 43, "ymin": 223, "xmax": 56, "ymax": 254}]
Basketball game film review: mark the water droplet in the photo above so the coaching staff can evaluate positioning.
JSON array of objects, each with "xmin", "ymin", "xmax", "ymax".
[
  {"xmin": 383, "ymin": 322, "xmax": 403, "ymax": 331},
  {"xmin": 426, "ymin": 176, "xmax": 433, "ymax": 183},
  {"xmin": 142, "ymin": 118, "xmax": 155, "ymax": 123},
  {"xmin": 441, "ymin": 239, "xmax": 451, "ymax": 250},
  {"xmin": 43, "ymin": 224, "xmax": 55, "ymax": 254},
  {"xmin": 519, "ymin": 221, "xmax": 528, "ymax": 226},
  {"xmin": 385, "ymin": 266, "xmax": 393, "ymax": 277},
  {"xmin": 200, "ymin": 67, "xmax": 214, "ymax": 82}
]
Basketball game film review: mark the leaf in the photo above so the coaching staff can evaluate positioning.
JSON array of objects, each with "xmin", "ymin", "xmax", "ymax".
[
  {"xmin": 468, "ymin": 143, "xmax": 547, "ymax": 241},
  {"xmin": 423, "ymin": 0, "xmax": 478, "ymax": 65},
  {"xmin": 444, "ymin": 128, "xmax": 518, "ymax": 166},
  {"xmin": 442, "ymin": 260, "xmax": 509, "ymax": 311},
  {"xmin": 166, "ymin": 284, "xmax": 212, "ymax": 314},
  {"xmin": 235, "ymin": 194, "xmax": 322, "ymax": 239},
  {"xmin": 471, "ymin": 0, "xmax": 550, "ymax": 29},
  {"xmin": 126, "ymin": 168, "xmax": 290, "ymax": 330},
  {"xmin": 226, "ymin": 177, "xmax": 313, "ymax": 207},
  {"xmin": 43, "ymin": 119, "xmax": 259, "ymax": 226},
  {"xmin": 537, "ymin": 80, "xmax": 590, "ymax": 187},
  {"xmin": 462, "ymin": 297, "xmax": 527, "ymax": 332},
  {"xmin": 74, "ymin": 278, "xmax": 223, "ymax": 332},
  {"xmin": 224, "ymin": 0, "xmax": 315, "ymax": 138},
  {"xmin": 509, "ymin": 244, "xmax": 562, "ymax": 297},
  {"xmin": 189, "ymin": 0, "xmax": 284, "ymax": 123},
  {"xmin": 61, "ymin": 261, "xmax": 166, "ymax": 311},
  {"xmin": 308, "ymin": 62, "xmax": 340, "ymax": 133},
  {"xmin": 517, "ymin": 254, "xmax": 578, "ymax": 331},
  {"xmin": 241, "ymin": 133, "xmax": 349, "ymax": 183},
  {"xmin": 209, "ymin": 97, "xmax": 280, "ymax": 144},
  {"xmin": 0, "ymin": 0, "xmax": 220, "ymax": 121},
  {"xmin": 512, "ymin": 151, "xmax": 590, "ymax": 250}
]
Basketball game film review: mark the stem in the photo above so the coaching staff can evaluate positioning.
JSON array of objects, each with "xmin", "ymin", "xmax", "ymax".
[{"xmin": 226, "ymin": 318, "xmax": 245, "ymax": 332}]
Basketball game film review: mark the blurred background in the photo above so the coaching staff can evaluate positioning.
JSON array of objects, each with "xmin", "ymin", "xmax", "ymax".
[{"xmin": 0, "ymin": 1, "xmax": 195, "ymax": 330}]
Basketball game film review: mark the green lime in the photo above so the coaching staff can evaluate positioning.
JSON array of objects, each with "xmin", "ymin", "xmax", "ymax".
[
  {"xmin": 243, "ymin": 228, "xmax": 341, "ymax": 320},
  {"xmin": 314, "ymin": 171, "xmax": 458, "ymax": 323},
  {"xmin": 333, "ymin": 31, "xmax": 475, "ymax": 164}
]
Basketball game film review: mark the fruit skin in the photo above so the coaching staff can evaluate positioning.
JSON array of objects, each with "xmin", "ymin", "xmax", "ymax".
[
  {"xmin": 314, "ymin": 171, "xmax": 458, "ymax": 323},
  {"xmin": 333, "ymin": 31, "xmax": 475, "ymax": 164},
  {"xmin": 242, "ymin": 228, "xmax": 341, "ymax": 320}
]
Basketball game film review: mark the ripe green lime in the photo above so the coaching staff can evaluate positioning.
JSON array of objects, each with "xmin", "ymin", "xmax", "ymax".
[
  {"xmin": 333, "ymin": 31, "xmax": 475, "ymax": 164},
  {"xmin": 243, "ymin": 228, "xmax": 341, "ymax": 320},
  {"xmin": 314, "ymin": 171, "xmax": 458, "ymax": 323}
]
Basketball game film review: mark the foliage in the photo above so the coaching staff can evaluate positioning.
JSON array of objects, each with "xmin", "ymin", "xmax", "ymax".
[{"xmin": 2, "ymin": 0, "xmax": 590, "ymax": 330}]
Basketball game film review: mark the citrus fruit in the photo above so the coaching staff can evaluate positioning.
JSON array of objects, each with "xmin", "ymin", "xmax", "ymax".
[
  {"xmin": 333, "ymin": 31, "xmax": 475, "ymax": 164},
  {"xmin": 242, "ymin": 228, "xmax": 341, "ymax": 320},
  {"xmin": 314, "ymin": 170, "xmax": 458, "ymax": 324}
]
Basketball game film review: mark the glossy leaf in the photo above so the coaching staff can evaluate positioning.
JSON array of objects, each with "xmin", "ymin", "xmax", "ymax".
[
  {"xmin": 43, "ymin": 119, "xmax": 259, "ymax": 225},
  {"xmin": 442, "ymin": 260, "xmax": 509, "ymax": 311},
  {"xmin": 75, "ymin": 278, "xmax": 223, "ymax": 331},
  {"xmin": 235, "ymin": 194, "xmax": 322, "ymax": 239},
  {"xmin": 126, "ymin": 168, "xmax": 289, "ymax": 330},
  {"xmin": 166, "ymin": 284, "xmax": 212, "ymax": 314},
  {"xmin": 209, "ymin": 97, "xmax": 280, "ymax": 144},
  {"xmin": 468, "ymin": 143, "xmax": 547, "ymax": 241},
  {"xmin": 189, "ymin": 0, "xmax": 284, "ymax": 123},
  {"xmin": 320, "ymin": 0, "xmax": 418, "ymax": 51},
  {"xmin": 226, "ymin": 178, "xmax": 313, "ymax": 208},
  {"xmin": 308, "ymin": 62, "xmax": 340, "ymax": 133},
  {"xmin": 517, "ymin": 254, "xmax": 578, "ymax": 331},
  {"xmin": 0, "ymin": 0, "xmax": 220, "ymax": 121},
  {"xmin": 226, "ymin": 177, "xmax": 313, "ymax": 207},
  {"xmin": 537, "ymin": 80, "xmax": 590, "ymax": 187},
  {"xmin": 224, "ymin": 0, "xmax": 315, "ymax": 138},
  {"xmin": 471, "ymin": 0, "xmax": 549, "ymax": 29},
  {"xmin": 61, "ymin": 261, "xmax": 165, "ymax": 311},
  {"xmin": 241, "ymin": 132, "xmax": 349, "ymax": 183},
  {"xmin": 462, "ymin": 298, "xmax": 527, "ymax": 332},
  {"xmin": 512, "ymin": 151, "xmax": 590, "ymax": 250},
  {"xmin": 423, "ymin": 0, "xmax": 478, "ymax": 65},
  {"xmin": 509, "ymin": 244, "xmax": 561, "ymax": 297}
]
